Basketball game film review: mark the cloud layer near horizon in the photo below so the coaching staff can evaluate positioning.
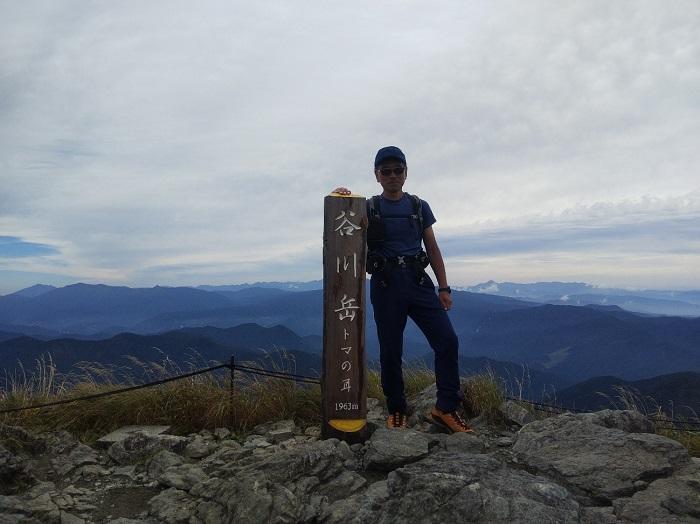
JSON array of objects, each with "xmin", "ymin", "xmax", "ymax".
[{"xmin": 1, "ymin": 1, "xmax": 699, "ymax": 294}]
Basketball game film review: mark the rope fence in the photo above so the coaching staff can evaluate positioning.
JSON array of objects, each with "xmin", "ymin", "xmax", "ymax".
[{"xmin": 1, "ymin": 358, "xmax": 697, "ymax": 432}]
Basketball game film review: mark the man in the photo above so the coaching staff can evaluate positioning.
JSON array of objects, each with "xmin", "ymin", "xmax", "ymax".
[{"xmin": 333, "ymin": 146, "xmax": 473, "ymax": 433}]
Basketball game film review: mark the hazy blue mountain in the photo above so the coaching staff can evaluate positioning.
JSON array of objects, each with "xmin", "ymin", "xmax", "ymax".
[
  {"xmin": 466, "ymin": 280, "xmax": 700, "ymax": 316},
  {"xmin": 0, "ymin": 283, "xmax": 536, "ymax": 356},
  {"xmin": 0, "ymin": 324, "xmax": 323, "ymax": 388},
  {"xmin": 0, "ymin": 323, "xmax": 76, "ymax": 341},
  {"xmin": 460, "ymin": 304, "xmax": 700, "ymax": 383},
  {"xmin": 555, "ymin": 372, "xmax": 700, "ymax": 416},
  {"xmin": 0, "ymin": 331, "xmax": 23, "ymax": 343},
  {"xmin": 209, "ymin": 287, "xmax": 295, "ymax": 304},
  {"xmin": 133, "ymin": 289, "xmax": 533, "ymax": 343},
  {"xmin": 177, "ymin": 323, "xmax": 322, "ymax": 354},
  {"xmin": 3, "ymin": 282, "xmax": 700, "ymax": 385},
  {"xmin": 4, "ymin": 284, "xmax": 56, "ymax": 298},
  {"xmin": 0, "ymin": 283, "xmax": 323, "ymax": 338},
  {"xmin": 0, "ymin": 283, "xmax": 234, "ymax": 334},
  {"xmin": 131, "ymin": 289, "xmax": 324, "ymax": 337}
]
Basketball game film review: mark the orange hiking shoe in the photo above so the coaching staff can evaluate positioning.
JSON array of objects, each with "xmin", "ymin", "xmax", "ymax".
[
  {"xmin": 386, "ymin": 412, "xmax": 408, "ymax": 429},
  {"xmin": 431, "ymin": 407, "xmax": 474, "ymax": 433}
]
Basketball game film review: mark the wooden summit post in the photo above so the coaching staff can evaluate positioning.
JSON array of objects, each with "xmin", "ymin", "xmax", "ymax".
[{"xmin": 322, "ymin": 192, "xmax": 368, "ymax": 441}]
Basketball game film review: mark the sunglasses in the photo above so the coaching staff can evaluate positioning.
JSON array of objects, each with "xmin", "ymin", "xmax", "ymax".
[{"xmin": 379, "ymin": 166, "xmax": 406, "ymax": 177}]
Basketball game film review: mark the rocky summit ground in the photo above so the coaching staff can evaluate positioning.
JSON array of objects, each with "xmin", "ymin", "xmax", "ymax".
[{"xmin": 1, "ymin": 384, "xmax": 699, "ymax": 523}]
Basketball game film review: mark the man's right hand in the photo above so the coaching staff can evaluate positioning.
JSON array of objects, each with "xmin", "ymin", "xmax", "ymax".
[{"xmin": 332, "ymin": 187, "xmax": 352, "ymax": 195}]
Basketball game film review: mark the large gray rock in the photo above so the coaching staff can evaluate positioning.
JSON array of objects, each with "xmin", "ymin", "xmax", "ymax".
[
  {"xmin": 580, "ymin": 409, "xmax": 655, "ymax": 434},
  {"xmin": 146, "ymin": 450, "xmax": 185, "ymax": 480},
  {"xmin": 304, "ymin": 425, "xmax": 322, "ymax": 438},
  {"xmin": 614, "ymin": 465, "xmax": 700, "ymax": 522},
  {"xmin": 251, "ymin": 419, "xmax": 296, "ymax": 436},
  {"xmin": 366, "ymin": 397, "xmax": 387, "ymax": 426},
  {"xmin": 319, "ymin": 479, "xmax": 390, "ymax": 523},
  {"xmin": 51, "ymin": 442, "xmax": 100, "ymax": 476},
  {"xmin": 107, "ymin": 432, "xmax": 187, "ymax": 465},
  {"xmin": 326, "ymin": 452, "xmax": 581, "ymax": 523},
  {"xmin": 0, "ymin": 514, "xmax": 41, "ymax": 524},
  {"xmin": 579, "ymin": 506, "xmax": 619, "ymax": 524},
  {"xmin": 397, "ymin": 452, "xmax": 580, "ymax": 522},
  {"xmin": 0, "ymin": 481, "xmax": 60, "ymax": 523},
  {"xmin": 253, "ymin": 437, "xmax": 357, "ymax": 484},
  {"xmin": 199, "ymin": 444, "xmax": 244, "ymax": 471},
  {"xmin": 194, "ymin": 438, "xmax": 362, "ymax": 523},
  {"xmin": 159, "ymin": 463, "xmax": 209, "ymax": 492},
  {"xmin": 44, "ymin": 430, "xmax": 80, "ymax": 455},
  {"xmin": 513, "ymin": 412, "xmax": 690, "ymax": 503},
  {"xmin": 147, "ymin": 487, "xmax": 198, "ymax": 523},
  {"xmin": 499, "ymin": 400, "xmax": 535, "ymax": 427},
  {"xmin": 363, "ymin": 428, "xmax": 436, "ymax": 471},
  {"xmin": 183, "ymin": 435, "xmax": 216, "ymax": 459},
  {"xmin": 193, "ymin": 500, "xmax": 227, "ymax": 522},
  {"xmin": 96, "ymin": 425, "xmax": 171, "ymax": 449},
  {"xmin": 268, "ymin": 428, "xmax": 295, "ymax": 444},
  {"xmin": 444, "ymin": 432, "xmax": 486, "ymax": 454}
]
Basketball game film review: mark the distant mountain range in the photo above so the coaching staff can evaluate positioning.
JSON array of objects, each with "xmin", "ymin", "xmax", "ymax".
[
  {"xmin": 459, "ymin": 303, "xmax": 700, "ymax": 383},
  {"xmin": 464, "ymin": 280, "xmax": 700, "ymax": 317},
  {"xmin": 2, "ymin": 281, "xmax": 699, "ymax": 386},
  {"xmin": 0, "ymin": 324, "xmax": 323, "ymax": 388},
  {"xmin": 7, "ymin": 283, "xmax": 57, "ymax": 298}
]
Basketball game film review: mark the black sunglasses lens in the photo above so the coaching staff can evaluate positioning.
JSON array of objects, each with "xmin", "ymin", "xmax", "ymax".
[{"xmin": 381, "ymin": 167, "xmax": 404, "ymax": 176}]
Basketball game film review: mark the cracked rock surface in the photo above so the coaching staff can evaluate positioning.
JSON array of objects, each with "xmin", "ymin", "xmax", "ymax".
[{"xmin": 1, "ymin": 386, "xmax": 699, "ymax": 523}]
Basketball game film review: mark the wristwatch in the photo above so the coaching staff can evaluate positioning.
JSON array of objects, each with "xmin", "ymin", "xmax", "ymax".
[{"xmin": 438, "ymin": 286, "xmax": 451, "ymax": 294}]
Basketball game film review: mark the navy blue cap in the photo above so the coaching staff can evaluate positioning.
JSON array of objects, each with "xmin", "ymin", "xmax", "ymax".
[{"xmin": 374, "ymin": 146, "xmax": 406, "ymax": 168}]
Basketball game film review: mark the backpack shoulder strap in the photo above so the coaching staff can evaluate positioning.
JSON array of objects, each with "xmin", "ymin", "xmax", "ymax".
[
  {"xmin": 368, "ymin": 195, "xmax": 381, "ymax": 218},
  {"xmin": 405, "ymin": 192, "xmax": 424, "ymax": 232}
]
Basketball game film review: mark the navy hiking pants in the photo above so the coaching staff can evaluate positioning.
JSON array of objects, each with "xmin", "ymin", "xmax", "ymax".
[{"xmin": 370, "ymin": 266, "xmax": 463, "ymax": 414}]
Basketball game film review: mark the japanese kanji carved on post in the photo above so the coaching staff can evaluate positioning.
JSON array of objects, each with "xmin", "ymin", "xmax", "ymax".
[{"xmin": 322, "ymin": 193, "xmax": 368, "ymax": 437}]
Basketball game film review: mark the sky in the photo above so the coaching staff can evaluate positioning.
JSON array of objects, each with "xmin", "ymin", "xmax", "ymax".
[{"xmin": 1, "ymin": 1, "xmax": 699, "ymax": 295}]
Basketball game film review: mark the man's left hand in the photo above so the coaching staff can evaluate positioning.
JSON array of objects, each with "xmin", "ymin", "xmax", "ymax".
[{"xmin": 439, "ymin": 291, "xmax": 452, "ymax": 311}]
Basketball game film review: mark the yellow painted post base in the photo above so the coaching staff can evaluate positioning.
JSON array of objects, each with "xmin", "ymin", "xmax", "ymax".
[{"xmin": 328, "ymin": 419, "xmax": 367, "ymax": 433}]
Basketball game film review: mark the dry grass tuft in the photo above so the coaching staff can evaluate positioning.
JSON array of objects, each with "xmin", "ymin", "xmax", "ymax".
[
  {"xmin": 0, "ymin": 350, "xmax": 323, "ymax": 442},
  {"xmin": 0, "ymin": 355, "xmax": 437, "ymax": 441},
  {"xmin": 462, "ymin": 369, "xmax": 505, "ymax": 420}
]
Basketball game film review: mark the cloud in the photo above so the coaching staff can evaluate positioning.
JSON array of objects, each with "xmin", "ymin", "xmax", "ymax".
[
  {"xmin": 441, "ymin": 192, "xmax": 700, "ymax": 256},
  {"xmin": 0, "ymin": 1, "xmax": 698, "ymax": 293}
]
